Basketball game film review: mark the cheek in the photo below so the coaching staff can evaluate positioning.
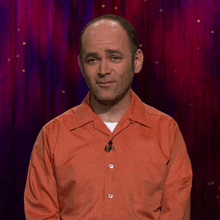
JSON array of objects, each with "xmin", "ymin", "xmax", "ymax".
[
  {"xmin": 83, "ymin": 67, "xmax": 96, "ymax": 82},
  {"xmin": 119, "ymin": 66, "xmax": 134, "ymax": 83},
  {"xmin": 84, "ymin": 75, "xmax": 94, "ymax": 88}
]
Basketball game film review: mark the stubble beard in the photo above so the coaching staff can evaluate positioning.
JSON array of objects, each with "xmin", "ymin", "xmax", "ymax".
[{"xmin": 92, "ymin": 84, "xmax": 132, "ymax": 107}]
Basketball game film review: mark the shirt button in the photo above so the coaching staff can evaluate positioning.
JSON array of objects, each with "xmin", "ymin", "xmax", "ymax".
[
  {"xmin": 108, "ymin": 194, "xmax": 114, "ymax": 199},
  {"xmin": 109, "ymin": 164, "xmax": 114, "ymax": 169}
]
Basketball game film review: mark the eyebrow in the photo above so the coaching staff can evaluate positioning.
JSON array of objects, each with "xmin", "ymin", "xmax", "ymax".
[
  {"xmin": 84, "ymin": 50, "xmax": 123, "ymax": 60},
  {"xmin": 106, "ymin": 50, "xmax": 123, "ymax": 56},
  {"xmin": 84, "ymin": 53, "xmax": 99, "ymax": 61}
]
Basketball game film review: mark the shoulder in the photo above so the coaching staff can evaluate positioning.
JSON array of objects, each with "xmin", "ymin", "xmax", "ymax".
[
  {"xmin": 35, "ymin": 104, "xmax": 84, "ymax": 151},
  {"xmin": 143, "ymin": 103, "xmax": 178, "ymax": 129},
  {"xmin": 131, "ymin": 91, "xmax": 177, "ymax": 130},
  {"xmin": 42, "ymin": 104, "xmax": 81, "ymax": 134},
  {"xmin": 142, "ymin": 103, "xmax": 185, "ymax": 158}
]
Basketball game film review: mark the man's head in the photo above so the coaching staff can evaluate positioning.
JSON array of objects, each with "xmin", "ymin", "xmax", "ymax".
[
  {"xmin": 79, "ymin": 14, "xmax": 139, "ymax": 61},
  {"xmin": 78, "ymin": 15, "xmax": 143, "ymax": 106}
]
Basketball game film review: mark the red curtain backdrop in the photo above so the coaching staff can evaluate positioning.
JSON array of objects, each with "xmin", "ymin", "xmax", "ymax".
[{"xmin": 0, "ymin": 0, "xmax": 220, "ymax": 219}]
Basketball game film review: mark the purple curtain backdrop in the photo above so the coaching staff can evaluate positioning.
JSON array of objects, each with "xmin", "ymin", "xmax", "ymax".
[{"xmin": 1, "ymin": 0, "xmax": 220, "ymax": 219}]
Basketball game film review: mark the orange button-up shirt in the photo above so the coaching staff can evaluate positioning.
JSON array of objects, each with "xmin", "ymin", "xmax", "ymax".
[{"xmin": 24, "ymin": 91, "xmax": 192, "ymax": 220}]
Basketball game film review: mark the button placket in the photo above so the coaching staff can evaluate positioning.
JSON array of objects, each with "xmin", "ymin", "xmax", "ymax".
[{"xmin": 104, "ymin": 138, "xmax": 116, "ymax": 215}]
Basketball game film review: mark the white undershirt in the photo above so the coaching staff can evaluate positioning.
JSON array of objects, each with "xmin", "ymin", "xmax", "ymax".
[{"xmin": 104, "ymin": 122, "xmax": 118, "ymax": 132}]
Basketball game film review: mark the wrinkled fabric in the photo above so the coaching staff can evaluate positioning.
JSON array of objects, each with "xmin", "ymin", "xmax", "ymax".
[{"xmin": 24, "ymin": 91, "xmax": 192, "ymax": 220}]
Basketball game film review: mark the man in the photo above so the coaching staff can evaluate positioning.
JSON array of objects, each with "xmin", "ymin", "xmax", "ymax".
[{"xmin": 24, "ymin": 14, "xmax": 192, "ymax": 219}]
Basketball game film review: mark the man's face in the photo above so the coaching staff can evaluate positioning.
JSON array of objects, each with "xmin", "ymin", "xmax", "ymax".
[{"xmin": 79, "ymin": 20, "xmax": 137, "ymax": 106}]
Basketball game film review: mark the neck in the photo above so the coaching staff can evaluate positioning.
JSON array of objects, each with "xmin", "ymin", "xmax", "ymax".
[{"xmin": 90, "ymin": 90, "xmax": 132, "ymax": 122}]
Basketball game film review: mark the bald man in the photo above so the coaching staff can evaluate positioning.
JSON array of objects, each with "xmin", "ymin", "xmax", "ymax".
[{"xmin": 24, "ymin": 14, "xmax": 192, "ymax": 220}]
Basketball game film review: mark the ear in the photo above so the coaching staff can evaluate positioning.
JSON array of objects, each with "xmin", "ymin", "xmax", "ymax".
[
  {"xmin": 77, "ymin": 55, "xmax": 84, "ymax": 77},
  {"xmin": 134, "ymin": 49, "xmax": 144, "ymax": 74}
]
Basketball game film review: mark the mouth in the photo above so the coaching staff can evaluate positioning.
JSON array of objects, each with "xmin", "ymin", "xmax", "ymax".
[{"xmin": 97, "ymin": 81, "xmax": 115, "ymax": 87}]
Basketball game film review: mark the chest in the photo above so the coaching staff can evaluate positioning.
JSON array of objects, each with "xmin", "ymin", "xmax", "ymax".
[{"xmin": 52, "ymin": 123, "xmax": 170, "ymax": 189}]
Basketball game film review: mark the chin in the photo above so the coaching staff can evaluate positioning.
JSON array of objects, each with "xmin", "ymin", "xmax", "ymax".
[
  {"xmin": 98, "ymin": 99, "xmax": 119, "ymax": 106},
  {"xmin": 92, "ymin": 88, "xmax": 130, "ymax": 106},
  {"xmin": 95, "ymin": 93, "xmax": 123, "ymax": 106}
]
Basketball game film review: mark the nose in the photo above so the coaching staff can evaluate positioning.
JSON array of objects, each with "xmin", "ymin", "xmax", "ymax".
[{"xmin": 98, "ymin": 59, "xmax": 110, "ymax": 76}]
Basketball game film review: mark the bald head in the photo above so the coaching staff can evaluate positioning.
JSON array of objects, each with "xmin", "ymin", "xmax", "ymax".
[
  {"xmin": 81, "ymin": 20, "xmax": 130, "ymax": 58},
  {"xmin": 79, "ymin": 15, "xmax": 139, "ymax": 59}
]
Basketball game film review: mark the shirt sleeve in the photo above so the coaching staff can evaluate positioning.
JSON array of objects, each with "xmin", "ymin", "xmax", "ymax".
[
  {"xmin": 159, "ymin": 121, "xmax": 193, "ymax": 220},
  {"xmin": 24, "ymin": 128, "xmax": 60, "ymax": 219}
]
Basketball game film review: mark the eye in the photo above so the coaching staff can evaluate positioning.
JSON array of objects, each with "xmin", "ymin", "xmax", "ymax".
[
  {"xmin": 86, "ymin": 58, "xmax": 97, "ymax": 65},
  {"xmin": 110, "ymin": 56, "xmax": 122, "ymax": 62}
]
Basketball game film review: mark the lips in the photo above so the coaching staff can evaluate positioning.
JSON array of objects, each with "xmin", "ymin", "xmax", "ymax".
[
  {"xmin": 97, "ymin": 81, "xmax": 114, "ymax": 84},
  {"xmin": 97, "ymin": 81, "xmax": 115, "ymax": 87}
]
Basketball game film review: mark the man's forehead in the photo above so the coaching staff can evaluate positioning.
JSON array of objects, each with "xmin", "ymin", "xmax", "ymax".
[
  {"xmin": 82, "ymin": 19, "xmax": 126, "ymax": 42},
  {"xmin": 82, "ymin": 45, "xmax": 125, "ymax": 58},
  {"xmin": 84, "ymin": 49, "xmax": 123, "ymax": 57},
  {"xmin": 81, "ymin": 19, "xmax": 131, "ymax": 57}
]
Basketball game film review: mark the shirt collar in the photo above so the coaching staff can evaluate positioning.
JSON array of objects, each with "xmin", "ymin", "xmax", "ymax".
[
  {"xmin": 69, "ymin": 90, "xmax": 152, "ymax": 130},
  {"xmin": 68, "ymin": 93, "xmax": 95, "ymax": 130},
  {"xmin": 127, "ymin": 90, "xmax": 152, "ymax": 128}
]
